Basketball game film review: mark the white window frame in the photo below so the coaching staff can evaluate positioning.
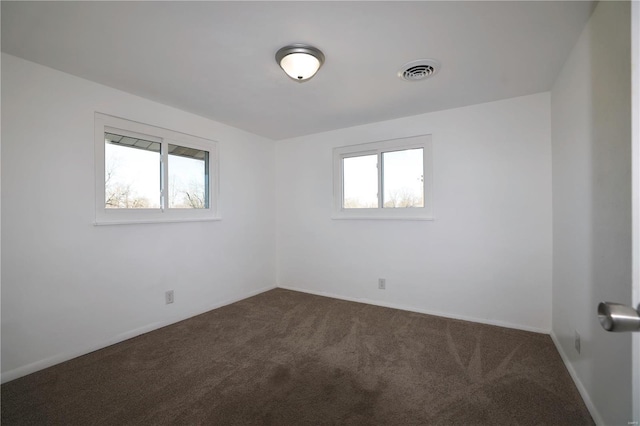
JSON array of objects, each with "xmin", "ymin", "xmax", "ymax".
[
  {"xmin": 94, "ymin": 113, "xmax": 220, "ymax": 225},
  {"xmin": 332, "ymin": 135, "xmax": 433, "ymax": 220}
]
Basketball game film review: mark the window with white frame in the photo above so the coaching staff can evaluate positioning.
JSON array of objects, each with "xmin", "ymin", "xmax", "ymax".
[
  {"xmin": 333, "ymin": 135, "xmax": 433, "ymax": 220},
  {"xmin": 95, "ymin": 113, "xmax": 219, "ymax": 225}
]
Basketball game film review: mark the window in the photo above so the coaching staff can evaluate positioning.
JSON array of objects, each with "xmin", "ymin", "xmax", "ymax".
[
  {"xmin": 333, "ymin": 135, "xmax": 433, "ymax": 220},
  {"xmin": 95, "ymin": 113, "xmax": 219, "ymax": 224}
]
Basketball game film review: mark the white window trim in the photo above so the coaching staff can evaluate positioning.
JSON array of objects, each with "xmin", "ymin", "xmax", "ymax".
[
  {"xmin": 332, "ymin": 134, "xmax": 434, "ymax": 220},
  {"xmin": 94, "ymin": 113, "xmax": 220, "ymax": 225}
]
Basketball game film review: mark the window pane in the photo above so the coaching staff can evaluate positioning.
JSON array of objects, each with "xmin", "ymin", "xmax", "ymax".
[
  {"xmin": 382, "ymin": 148, "xmax": 424, "ymax": 208},
  {"xmin": 105, "ymin": 133, "xmax": 160, "ymax": 209},
  {"xmin": 343, "ymin": 154, "xmax": 378, "ymax": 208},
  {"xmin": 168, "ymin": 144, "xmax": 209, "ymax": 209}
]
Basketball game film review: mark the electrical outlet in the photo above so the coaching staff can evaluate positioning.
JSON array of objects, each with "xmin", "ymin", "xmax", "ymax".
[
  {"xmin": 378, "ymin": 278, "xmax": 386, "ymax": 290},
  {"xmin": 165, "ymin": 290, "xmax": 174, "ymax": 305},
  {"xmin": 574, "ymin": 330, "xmax": 581, "ymax": 354}
]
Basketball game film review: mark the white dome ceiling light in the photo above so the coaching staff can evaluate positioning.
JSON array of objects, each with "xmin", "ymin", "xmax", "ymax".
[
  {"xmin": 398, "ymin": 59, "xmax": 441, "ymax": 82},
  {"xmin": 276, "ymin": 44, "xmax": 325, "ymax": 82}
]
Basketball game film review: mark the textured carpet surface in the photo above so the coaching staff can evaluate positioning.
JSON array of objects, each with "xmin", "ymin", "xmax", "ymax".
[{"xmin": 2, "ymin": 289, "xmax": 593, "ymax": 425}]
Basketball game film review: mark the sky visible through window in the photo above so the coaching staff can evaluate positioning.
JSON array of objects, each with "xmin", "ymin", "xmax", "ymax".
[
  {"xmin": 343, "ymin": 154, "xmax": 378, "ymax": 208},
  {"xmin": 343, "ymin": 148, "xmax": 423, "ymax": 209},
  {"xmin": 105, "ymin": 142, "xmax": 206, "ymax": 209}
]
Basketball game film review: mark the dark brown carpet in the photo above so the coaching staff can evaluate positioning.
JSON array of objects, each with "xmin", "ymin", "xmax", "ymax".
[{"xmin": 2, "ymin": 288, "xmax": 593, "ymax": 425}]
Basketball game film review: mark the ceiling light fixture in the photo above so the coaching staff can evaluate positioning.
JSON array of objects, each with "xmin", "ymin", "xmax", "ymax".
[{"xmin": 276, "ymin": 44, "xmax": 325, "ymax": 82}]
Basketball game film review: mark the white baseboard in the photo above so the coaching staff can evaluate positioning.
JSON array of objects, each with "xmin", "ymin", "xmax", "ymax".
[
  {"xmin": 550, "ymin": 331, "xmax": 604, "ymax": 425},
  {"xmin": 1, "ymin": 284, "xmax": 276, "ymax": 384},
  {"xmin": 277, "ymin": 285, "xmax": 550, "ymax": 334}
]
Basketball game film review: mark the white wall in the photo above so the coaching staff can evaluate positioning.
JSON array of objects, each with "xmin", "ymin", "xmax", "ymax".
[
  {"xmin": 0, "ymin": 53, "xmax": 277, "ymax": 381},
  {"xmin": 276, "ymin": 92, "xmax": 552, "ymax": 332},
  {"xmin": 550, "ymin": 2, "xmax": 632, "ymax": 425}
]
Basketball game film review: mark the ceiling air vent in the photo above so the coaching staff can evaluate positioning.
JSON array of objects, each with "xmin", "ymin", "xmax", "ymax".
[{"xmin": 398, "ymin": 59, "xmax": 440, "ymax": 82}]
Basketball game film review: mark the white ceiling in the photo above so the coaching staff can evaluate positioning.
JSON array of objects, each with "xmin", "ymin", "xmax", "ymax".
[{"xmin": 1, "ymin": 1, "xmax": 595, "ymax": 140}]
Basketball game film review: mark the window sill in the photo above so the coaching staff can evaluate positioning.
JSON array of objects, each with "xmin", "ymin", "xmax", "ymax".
[
  {"xmin": 331, "ymin": 213, "xmax": 434, "ymax": 221},
  {"xmin": 94, "ymin": 217, "xmax": 222, "ymax": 226}
]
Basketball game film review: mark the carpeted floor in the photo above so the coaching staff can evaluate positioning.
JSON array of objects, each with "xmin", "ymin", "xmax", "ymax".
[{"xmin": 2, "ymin": 288, "xmax": 593, "ymax": 425}]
